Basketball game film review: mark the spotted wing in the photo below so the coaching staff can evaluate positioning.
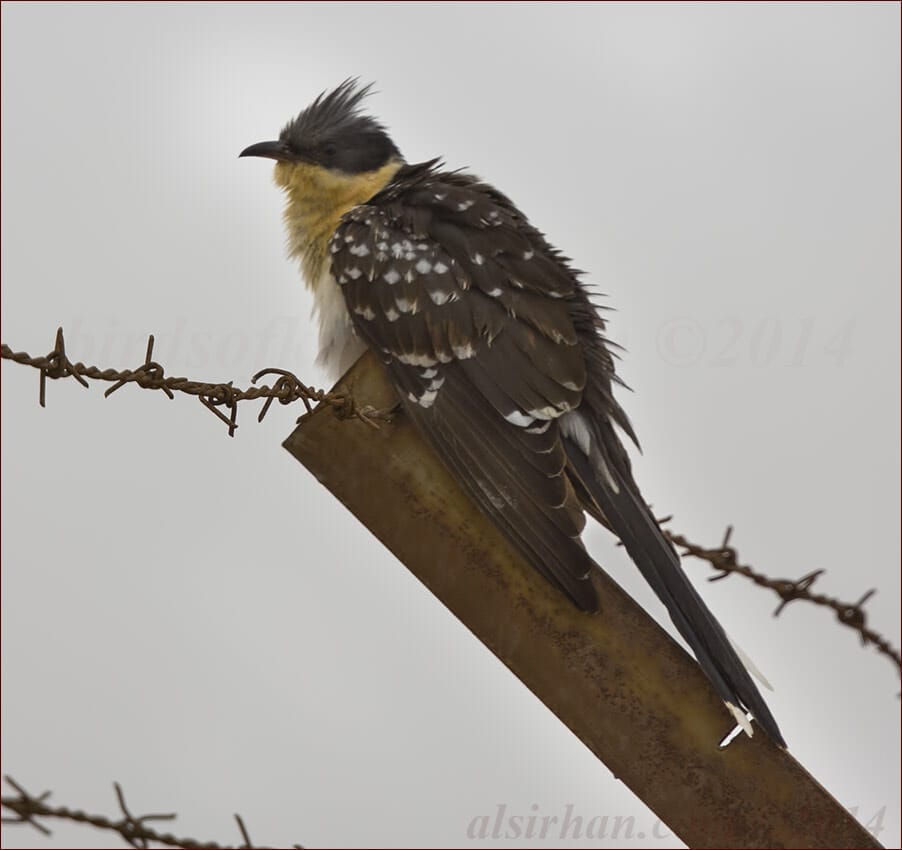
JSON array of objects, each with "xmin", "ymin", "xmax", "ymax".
[
  {"xmin": 331, "ymin": 164, "xmax": 787, "ymax": 745},
  {"xmin": 330, "ymin": 166, "xmax": 600, "ymax": 610}
]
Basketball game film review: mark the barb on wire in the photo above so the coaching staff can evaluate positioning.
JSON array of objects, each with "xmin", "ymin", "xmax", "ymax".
[
  {"xmin": 1, "ymin": 328, "xmax": 393, "ymax": 436},
  {"xmin": 0, "ymin": 775, "xmax": 304, "ymax": 848},
  {"xmin": 665, "ymin": 525, "xmax": 901, "ymax": 676},
  {"xmin": 3, "ymin": 329, "xmax": 898, "ymax": 684}
]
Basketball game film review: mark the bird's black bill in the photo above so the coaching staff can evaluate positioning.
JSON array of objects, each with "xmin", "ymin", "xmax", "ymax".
[{"xmin": 239, "ymin": 140, "xmax": 293, "ymax": 161}]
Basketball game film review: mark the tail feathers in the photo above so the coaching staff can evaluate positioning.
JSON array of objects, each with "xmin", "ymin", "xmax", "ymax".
[
  {"xmin": 564, "ymin": 438, "xmax": 786, "ymax": 748},
  {"xmin": 727, "ymin": 634, "xmax": 774, "ymax": 692}
]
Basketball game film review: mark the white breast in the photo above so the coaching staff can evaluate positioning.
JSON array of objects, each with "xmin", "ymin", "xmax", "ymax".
[{"xmin": 310, "ymin": 269, "xmax": 368, "ymax": 381}]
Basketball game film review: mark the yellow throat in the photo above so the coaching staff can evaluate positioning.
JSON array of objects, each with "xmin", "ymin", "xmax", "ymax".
[{"xmin": 275, "ymin": 158, "xmax": 403, "ymax": 286}]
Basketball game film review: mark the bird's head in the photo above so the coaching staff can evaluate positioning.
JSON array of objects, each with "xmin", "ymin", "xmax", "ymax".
[{"xmin": 240, "ymin": 79, "xmax": 404, "ymax": 205}]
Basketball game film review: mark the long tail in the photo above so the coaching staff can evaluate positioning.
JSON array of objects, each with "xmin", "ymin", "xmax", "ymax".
[{"xmin": 562, "ymin": 414, "xmax": 786, "ymax": 747}]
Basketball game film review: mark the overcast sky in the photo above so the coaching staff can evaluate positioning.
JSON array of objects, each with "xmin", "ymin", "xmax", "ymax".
[{"xmin": 2, "ymin": 3, "xmax": 900, "ymax": 848}]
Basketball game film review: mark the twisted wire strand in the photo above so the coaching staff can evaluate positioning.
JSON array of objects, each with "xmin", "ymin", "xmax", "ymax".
[
  {"xmin": 0, "ymin": 775, "xmax": 303, "ymax": 848},
  {"xmin": 2, "ymin": 329, "xmax": 898, "ymax": 676},
  {"xmin": 1, "ymin": 328, "xmax": 391, "ymax": 435},
  {"xmin": 665, "ymin": 525, "xmax": 900, "ymax": 675}
]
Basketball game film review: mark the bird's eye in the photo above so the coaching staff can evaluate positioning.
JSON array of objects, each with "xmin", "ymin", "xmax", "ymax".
[{"xmin": 321, "ymin": 142, "xmax": 338, "ymax": 159}]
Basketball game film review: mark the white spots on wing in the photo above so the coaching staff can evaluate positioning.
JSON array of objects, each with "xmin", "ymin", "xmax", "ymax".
[
  {"xmin": 376, "ymin": 241, "xmax": 389, "ymax": 251},
  {"xmin": 428, "ymin": 287, "xmax": 454, "ymax": 306},
  {"xmin": 417, "ymin": 243, "xmax": 430, "ymax": 251},
  {"xmin": 396, "ymin": 294, "xmax": 418, "ymax": 314},
  {"xmin": 411, "ymin": 373, "xmax": 446, "ymax": 409},
  {"xmin": 348, "ymin": 243, "xmax": 370, "ymax": 257},
  {"xmin": 346, "ymin": 267, "xmax": 363, "ymax": 280},
  {"xmin": 523, "ymin": 250, "xmax": 534, "ymax": 260},
  {"xmin": 504, "ymin": 410, "xmax": 536, "ymax": 427},
  {"xmin": 472, "ymin": 252, "xmax": 485, "ymax": 265},
  {"xmin": 457, "ymin": 199, "xmax": 475, "ymax": 211},
  {"xmin": 452, "ymin": 342, "xmax": 476, "ymax": 360},
  {"xmin": 525, "ymin": 420, "xmax": 552, "ymax": 435},
  {"xmin": 391, "ymin": 239, "xmax": 416, "ymax": 260},
  {"xmin": 562, "ymin": 380, "xmax": 582, "ymax": 391},
  {"xmin": 417, "ymin": 388, "xmax": 439, "ymax": 408},
  {"xmin": 330, "ymin": 239, "xmax": 342, "ymax": 254},
  {"xmin": 530, "ymin": 403, "xmax": 569, "ymax": 420},
  {"xmin": 421, "ymin": 367, "xmax": 437, "ymax": 379},
  {"xmin": 415, "ymin": 258, "xmax": 432, "ymax": 274},
  {"xmin": 558, "ymin": 411, "xmax": 622, "ymax": 494},
  {"xmin": 395, "ymin": 351, "xmax": 438, "ymax": 367},
  {"xmin": 510, "ymin": 277, "xmax": 525, "ymax": 289},
  {"xmin": 344, "ymin": 233, "xmax": 355, "ymax": 243},
  {"xmin": 383, "ymin": 268, "xmax": 401, "ymax": 285},
  {"xmin": 488, "ymin": 210, "xmax": 500, "ymax": 220},
  {"xmin": 433, "ymin": 261, "xmax": 449, "ymax": 274},
  {"xmin": 337, "ymin": 274, "xmax": 348, "ymax": 285},
  {"xmin": 560, "ymin": 411, "xmax": 592, "ymax": 456},
  {"xmin": 353, "ymin": 304, "xmax": 376, "ymax": 321},
  {"xmin": 433, "ymin": 192, "xmax": 447, "ymax": 201},
  {"xmin": 405, "ymin": 268, "xmax": 416, "ymax": 284},
  {"xmin": 547, "ymin": 290, "xmax": 565, "ymax": 299},
  {"xmin": 384, "ymin": 305, "xmax": 400, "ymax": 322},
  {"xmin": 486, "ymin": 286, "xmax": 503, "ymax": 297}
]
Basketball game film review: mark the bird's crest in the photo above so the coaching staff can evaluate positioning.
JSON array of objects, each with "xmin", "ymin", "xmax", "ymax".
[{"xmin": 280, "ymin": 78, "xmax": 386, "ymax": 148}]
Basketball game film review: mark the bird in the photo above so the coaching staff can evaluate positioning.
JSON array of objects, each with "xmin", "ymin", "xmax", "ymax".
[{"xmin": 240, "ymin": 79, "xmax": 785, "ymax": 748}]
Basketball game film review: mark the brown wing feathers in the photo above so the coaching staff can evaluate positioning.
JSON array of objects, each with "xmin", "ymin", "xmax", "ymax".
[
  {"xmin": 331, "ymin": 163, "xmax": 599, "ymax": 609},
  {"xmin": 330, "ymin": 160, "xmax": 786, "ymax": 745}
]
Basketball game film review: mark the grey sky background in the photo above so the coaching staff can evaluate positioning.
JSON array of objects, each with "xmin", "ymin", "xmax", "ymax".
[{"xmin": 1, "ymin": 3, "xmax": 899, "ymax": 848}]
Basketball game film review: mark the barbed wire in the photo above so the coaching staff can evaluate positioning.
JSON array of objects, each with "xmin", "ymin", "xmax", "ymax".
[
  {"xmin": 664, "ymin": 525, "xmax": 901, "ymax": 675},
  {"xmin": 0, "ymin": 328, "xmax": 392, "ymax": 435},
  {"xmin": 0, "ymin": 776, "xmax": 303, "ymax": 848},
  {"xmin": 2, "ymin": 329, "xmax": 899, "ymax": 680}
]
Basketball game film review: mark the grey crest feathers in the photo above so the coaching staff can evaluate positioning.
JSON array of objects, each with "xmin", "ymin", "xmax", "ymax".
[{"xmin": 279, "ymin": 78, "xmax": 403, "ymax": 174}]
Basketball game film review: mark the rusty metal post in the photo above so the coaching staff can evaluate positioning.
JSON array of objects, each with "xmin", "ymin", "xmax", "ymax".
[{"xmin": 283, "ymin": 352, "xmax": 880, "ymax": 850}]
